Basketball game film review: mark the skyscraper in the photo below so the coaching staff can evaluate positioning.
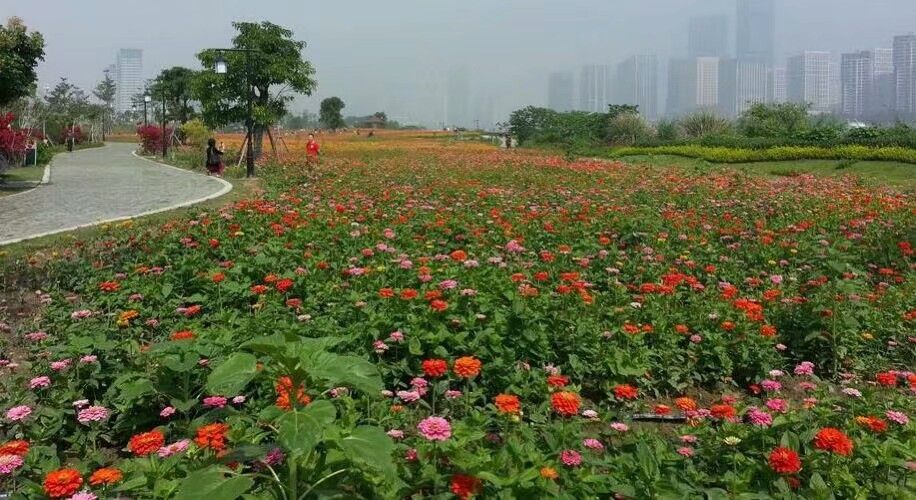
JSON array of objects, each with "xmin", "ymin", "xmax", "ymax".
[
  {"xmin": 688, "ymin": 16, "xmax": 729, "ymax": 58},
  {"xmin": 736, "ymin": 0, "xmax": 775, "ymax": 65},
  {"xmin": 578, "ymin": 65, "xmax": 612, "ymax": 113},
  {"xmin": 787, "ymin": 51, "xmax": 831, "ymax": 113},
  {"xmin": 871, "ymin": 48, "xmax": 896, "ymax": 116},
  {"xmin": 893, "ymin": 35, "xmax": 916, "ymax": 115},
  {"xmin": 615, "ymin": 55, "xmax": 659, "ymax": 120},
  {"xmin": 719, "ymin": 59, "xmax": 769, "ymax": 118},
  {"xmin": 667, "ymin": 57, "xmax": 719, "ymax": 116},
  {"xmin": 115, "ymin": 49, "xmax": 143, "ymax": 114},
  {"xmin": 547, "ymin": 72, "xmax": 575, "ymax": 112},
  {"xmin": 840, "ymin": 51, "xmax": 873, "ymax": 118},
  {"xmin": 770, "ymin": 67, "xmax": 787, "ymax": 103}
]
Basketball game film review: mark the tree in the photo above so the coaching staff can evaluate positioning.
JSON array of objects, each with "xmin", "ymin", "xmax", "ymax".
[
  {"xmin": 677, "ymin": 111, "xmax": 733, "ymax": 139},
  {"xmin": 151, "ymin": 66, "xmax": 196, "ymax": 124},
  {"xmin": 45, "ymin": 78, "xmax": 91, "ymax": 139},
  {"xmin": 93, "ymin": 70, "xmax": 117, "ymax": 139},
  {"xmin": 606, "ymin": 112, "xmax": 652, "ymax": 145},
  {"xmin": 193, "ymin": 21, "xmax": 317, "ymax": 158},
  {"xmin": 738, "ymin": 102, "xmax": 809, "ymax": 138},
  {"xmin": 0, "ymin": 17, "xmax": 45, "ymax": 108},
  {"xmin": 320, "ymin": 97, "xmax": 346, "ymax": 130}
]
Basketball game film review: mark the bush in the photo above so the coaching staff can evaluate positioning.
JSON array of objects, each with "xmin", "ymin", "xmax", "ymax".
[
  {"xmin": 180, "ymin": 119, "xmax": 211, "ymax": 147},
  {"xmin": 137, "ymin": 125, "xmax": 173, "ymax": 155},
  {"xmin": 605, "ymin": 113, "xmax": 653, "ymax": 145},
  {"xmin": 738, "ymin": 102, "xmax": 810, "ymax": 138},
  {"xmin": 655, "ymin": 119, "xmax": 679, "ymax": 141},
  {"xmin": 677, "ymin": 111, "xmax": 732, "ymax": 139}
]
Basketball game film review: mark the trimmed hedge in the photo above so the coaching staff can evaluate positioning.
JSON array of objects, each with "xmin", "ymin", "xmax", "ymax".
[{"xmin": 610, "ymin": 145, "xmax": 916, "ymax": 164}]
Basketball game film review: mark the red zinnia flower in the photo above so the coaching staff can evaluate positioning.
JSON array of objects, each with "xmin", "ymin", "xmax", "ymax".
[
  {"xmin": 768, "ymin": 447, "xmax": 802, "ymax": 474},
  {"xmin": 43, "ymin": 468, "xmax": 83, "ymax": 498},
  {"xmin": 429, "ymin": 299, "xmax": 448, "ymax": 312},
  {"xmin": 813, "ymin": 427, "xmax": 854, "ymax": 456},
  {"xmin": 875, "ymin": 372, "xmax": 897, "ymax": 387},
  {"xmin": 128, "ymin": 430, "xmax": 165, "ymax": 456},
  {"xmin": 613, "ymin": 384, "xmax": 638, "ymax": 400},
  {"xmin": 422, "ymin": 359, "xmax": 448, "ymax": 378},
  {"xmin": 378, "ymin": 288, "xmax": 395, "ymax": 298},
  {"xmin": 170, "ymin": 330, "xmax": 195, "ymax": 341},
  {"xmin": 546, "ymin": 374, "xmax": 569, "ymax": 388},
  {"xmin": 450, "ymin": 474, "xmax": 482, "ymax": 499},
  {"xmin": 275, "ymin": 278, "xmax": 294, "ymax": 293},
  {"xmin": 0, "ymin": 439, "xmax": 29, "ymax": 457},
  {"xmin": 494, "ymin": 394, "xmax": 521, "ymax": 415},
  {"xmin": 710, "ymin": 404, "xmax": 737, "ymax": 420}
]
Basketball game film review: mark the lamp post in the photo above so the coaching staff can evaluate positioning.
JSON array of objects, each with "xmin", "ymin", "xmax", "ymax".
[
  {"xmin": 212, "ymin": 47, "xmax": 258, "ymax": 178},
  {"xmin": 143, "ymin": 94, "xmax": 151, "ymax": 127}
]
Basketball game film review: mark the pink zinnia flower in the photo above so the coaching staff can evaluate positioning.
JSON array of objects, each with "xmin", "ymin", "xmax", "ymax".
[
  {"xmin": 203, "ymin": 396, "xmax": 227, "ymax": 408},
  {"xmin": 0, "ymin": 454, "xmax": 24, "ymax": 474},
  {"xmin": 71, "ymin": 310, "xmax": 93, "ymax": 320},
  {"xmin": 72, "ymin": 399, "xmax": 89, "ymax": 408},
  {"xmin": 373, "ymin": 340, "xmax": 388, "ymax": 353},
  {"xmin": 232, "ymin": 395, "xmax": 246, "ymax": 404},
  {"xmin": 29, "ymin": 376, "xmax": 51, "ymax": 389},
  {"xmin": 886, "ymin": 410, "xmax": 909, "ymax": 425},
  {"xmin": 559, "ymin": 449, "xmax": 581, "ymax": 467},
  {"xmin": 582, "ymin": 409, "xmax": 599, "ymax": 419},
  {"xmin": 760, "ymin": 379, "xmax": 781, "ymax": 392},
  {"xmin": 79, "ymin": 355, "xmax": 98, "ymax": 364},
  {"xmin": 610, "ymin": 422, "xmax": 629, "ymax": 432},
  {"xmin": 388, "ymin": 331, "xmax": 404, "ymax": 343},
  {"xmin": 765, "ymin": 398, "xmax": 789, "ymax": 414},
  {"xmin": 794, "ymin": 361, "xmax": 815, "ymax": 376},
  {"xmin": 157, "ymin": 439, "xmax": 190, "ymax": 458},
  {"xmin": 746, "ymin": 407, "xmax": 773, "ymax": 427},
  {"xmin": 25, "ymin": 331, "xmax": 48, "ymax": 342},
  {"xmin": 680, "ymin": 435, "xmax": 698, "ymax": 444},
  {"xmin": 5, "ymin": 405, "xmax": 32, "ymax": 421},
  {"xmin": 505, "ymin": 240, "xmax": 525, "ymax": 253},
  {"xmin": 582, "ymin": 438, "xmax": 604, "ymax": 451},
  {"xmin": 69, "ymin": 492, "xmax": 98, "ymax": 500},
  {"xmin": 51, "ymin": 359, "xmax": 71, "ymax": 371},
  {"xmin": 405, "ymin": 448, "xmax": 418, "ymax": 461},
  {"xmin": 77, "ymin": 406, "xmax": 110, "ymax": 423},
  {"xmin": 417, "ymin": 416, "xmax": 452, "ymax": 441},
  {"xmin": 445, "ymin": 390, "xmax": 462, "ymax": 399},
  {"xmin": 397, "ymin": 390, "xmax": 421, "ymax": 403},
  {"xmin": 387, "ymin": 429, "xmax": 405, "ymax": 440},
  {"xmin": 160, "ymin": 406, "xmax": 176, "ymax": 418},
  {"xmin": 677, "ymin": 447, "xmax": 695, "ymax": 457}
]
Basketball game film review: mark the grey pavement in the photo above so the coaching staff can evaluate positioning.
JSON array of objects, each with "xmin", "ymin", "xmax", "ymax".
[{"xmin": 0, "ymin": 143, "xmax": 231, "ymax": 245}]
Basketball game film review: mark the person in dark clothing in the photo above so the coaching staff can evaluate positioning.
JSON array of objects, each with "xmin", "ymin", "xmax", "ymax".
[{"xmin": 205, "ymin": 138, "xmax": 225, "ymax": 177}]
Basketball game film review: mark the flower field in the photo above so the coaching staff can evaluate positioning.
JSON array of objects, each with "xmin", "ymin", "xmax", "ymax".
[{"xmin": 1, "ymin": 131, "xmax": 914, "ymax": 498}]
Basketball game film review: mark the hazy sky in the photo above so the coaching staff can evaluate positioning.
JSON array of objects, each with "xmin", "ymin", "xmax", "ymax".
[{"xmin": 2, "ymin": 0, "xmax": 914, "ymax": 126}]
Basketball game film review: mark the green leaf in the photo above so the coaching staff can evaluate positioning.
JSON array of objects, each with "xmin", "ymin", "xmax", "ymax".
[
  {"xmin": 408, "ymin": 337, "xmax": 423, "ymax": 356},
  {"xmin": 160, "ymin": 283, "xmax": 173, "ymax": 298},
  {"xmin": 117, "ymin": 378, "xmax": 155, "ymax": 402},
  {"xmin": 339, "ymin": 426, "xmax": 397, "ymax": 480},
  {"xmin": 276, "ymin": 409, "xmax": 324, "ymax": 456},
  {"xmin": 174, "ymin": 467, "xmax": 253, "ymax": 500},
  {"xmin": 206, "ymin": 353, "xmax": 257, "ymax": 395},
  {"xmin": 304, "ymin": 351, "xmax": 383, "ymax": 395}
]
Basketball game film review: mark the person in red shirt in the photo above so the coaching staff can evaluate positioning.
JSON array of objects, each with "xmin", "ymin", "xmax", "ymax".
[{"xmin": 305, "ymin": 133, "xmax": 320, "ymax": 168}]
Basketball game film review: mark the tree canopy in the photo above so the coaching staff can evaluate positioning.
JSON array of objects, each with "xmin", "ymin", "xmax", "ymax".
[
  {"xmin": 192, "ymin": 21, "xmax": 316, "ymax": 155},
  {"xmin": 0, "ymin": 17, "xmax": 46, "ymax": 107},
  {"xmin": 320, "ymin": 97, "xmax": 346, "ymax": 130},
  {"xmin": 151, "ymin": 66, "xmax": 196, "ymax": 124}
]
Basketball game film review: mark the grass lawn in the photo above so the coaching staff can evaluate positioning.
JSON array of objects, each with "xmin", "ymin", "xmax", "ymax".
[
  {"xmin": 0, "ymin": 164, "xmax": 45, "ymax": 183},
  {"xmin": 616, "ymin": 154, "xmax": 916, "ymax": 190}
]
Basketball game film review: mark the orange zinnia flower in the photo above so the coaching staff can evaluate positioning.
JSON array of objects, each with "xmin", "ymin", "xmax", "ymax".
[
  {"xmin": 43, "ymin": 468, "xmax": 83, "ymax": 498},
  {"xmin": 551, "ymin": 391, "xmax": 581, "ymax": 416},
  {"xmin": 494, "ymin": 394, "xmax": 521, "ymax": 415},
  {"xmin": 128, "ymin": 430, "xmax": 165, "ymax": 456},
  {"xmin": 613, "ymin": 384, "xmax": 639, "ymax": 400},
  {"xmin": 170, "ymin": 330, "xmax": 195, "ymax": 341},
  {"xmin": 195, "ymin": 422, "xmax": 230, "ymax": 451},
  {"xmin": 674, "ymin": 397, "xmax": 698, "ymax": 412},
  {"xmin": 813, "ymin": 427, "xmax": 854, "ymax": 456},
  {"xmin": 453, "ymin": 356, "xmax": 481, "ymax": 378},
  {"xmin": 422, "ymin": 359, "xmax": 449, "ymax": 378},
  {"xmin": 0, "ymin": 439, "xmax": 29, "ymax": 457},
  {"xmin": 275, "ymin": 376, "xmax": 311, "ymax": 410},
  {"xmin": 89, "ymin": 467, "xmax": 123, "ymax": 486}
]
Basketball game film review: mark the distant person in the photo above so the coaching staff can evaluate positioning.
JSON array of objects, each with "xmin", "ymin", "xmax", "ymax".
[
  {"xmin": 306, "ymin": 133, "xmax": 320, "ymax": 167},
  {"xmin": 66, "ymin": 125, "xmax": 75, "ymax": 152},
  {"xmin": 506, "ymin": 133, "xmax": 513, "ymax": 149},
  {"xmin": 205, "ymin": 138, "xmax": 225, "ymax": 177},
  {"xmin": 367, "ymin": 130, "xmax": 374, "ymax": 138}
]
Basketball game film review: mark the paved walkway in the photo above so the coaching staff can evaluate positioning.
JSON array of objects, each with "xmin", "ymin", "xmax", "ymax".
[{"xmin": 0, "ymin": 143, "xmax": 231, "ymax": 245}]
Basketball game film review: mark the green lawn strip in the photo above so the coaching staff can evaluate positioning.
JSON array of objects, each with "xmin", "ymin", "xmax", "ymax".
[{"xmin": 0, "ymin": 164, "xmax": 45, "ymax": 183}]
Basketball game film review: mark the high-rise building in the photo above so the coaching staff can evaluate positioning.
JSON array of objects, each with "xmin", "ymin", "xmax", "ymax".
[
  {"xmin": 547, "ymin": 72, "xmax": 575, "ymax": 112},
  {"xmin": 578, "ymin": 65, "xmax": 612, "ymax": 113},
  {"xmin": 770, "ymin": 67, "xmax": 787, "ymax": 103},
  {"xmin": 873, "ymin": 48, "xmax": 894, "ymax": 75},
  {"xmin": 615, "ymin": 55, "xmax": 659, "ymax": 120},
  {"xmin": 115, "ymin": 49, "xmax": 143, "ymax": 114},
  {"xmin": 688, "ymin": 16, "xmax": 729, "ymax": 58},
  {"xmin": 787, "ymin": 51, "xmax": 831, "ymax": 113},
  {"xmin": 667, "ymin": 57, "xmax": 719, "ymax": 116},
  {"xmin": 446, "ymin": 67, "xmax": 470, "ymax": 128},
  {"xmin": 719, "ymin": 59, "xmax": 769, "ymax": 117},
  {"xmin": 840, "ymin": 51, "xmax": 873, "ymax": 118},
  {"xmin": 736, "ymin": 0, "xmax": 775, "ymax": 65},
  {"xmin": 828, "ymin": 61, "xmax": 842, "ymax": 113},
  {"xmin": 871, "ymin": 48, "xmax": 895, "ymax": 117},
  {"xmin": 893, "ymin": 35, "xmax": 916, "ymax": 114}
]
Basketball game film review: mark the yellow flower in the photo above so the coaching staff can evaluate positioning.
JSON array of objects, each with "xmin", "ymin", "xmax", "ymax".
[
  {"xmin": 861, "ymin": 332, "xmax": 873, "ymax": 340},
  {"xmin": 539, "ymin": 467, "xmax": 558, "ymax": 480},
  {"xmin": 723, "ymin": 436, "xmax": 742, "ymax": 446}
]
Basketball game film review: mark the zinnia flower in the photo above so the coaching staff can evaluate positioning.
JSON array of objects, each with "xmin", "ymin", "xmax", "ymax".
[
  {"xmin": 128, "ymin": 430, "xmax": 165, "ymax": 456},
  {"xmin": 421, "ymin": 358, "xmax": 448, "ymax": 378},
  {"xmin": 89, "ymin": 467, "xmax": 122, "ymax": 486},
  {"xmin": 0, "ymin": 454, "xmax": 24, "ymax": 475},
  {"xmin": 77, "ymin": 406, "xmax": 110, "ymax": 424},
  {"xmin": 613, "ymin": 384, "xmax": 638, "ymax": 400},
  {"xmin": 195, "ymin": 423, "xmax": 230, "ymax": 451},
  {"xmin": 43, "ymin": 468, "xmax": 83, "ymax": 498},
  {"xmin": 494, "ymin": 394, "xmax": 521, "ymax": 415},
  {"xmin": 158, "ymin": 439, "xmax": 190, "ymax": 458},
  {"xmin": 0, "ymin": 440, "xmax": 29, "ymax": 457},
  {"xmin": 417, "ymin": 416, "xmax": 452, "ymax": 441},
  {"xmin": 551, "ymin": 391, "xmax": 581, "ymax": 416},
  {"xmin": 453, "ymin": 356, "xmax": 482, "ymax": 378},
  {"xmin": 559, "ymin": 449, "xmax": 581, "ymax": 467},
  {"xmin": 5, "ymin": 405, "xmax": 32, "ymax": 422},
  {"xmin": 450, "ymin": 474, "xmax": 481, "ymax": 499},
  {"xmin": 768, "ymin": 447, "xmax": 802, "ymax": 474},
  {"xmin": 813, "ymin": 428, "xmax": 854, "ymax": 456}
]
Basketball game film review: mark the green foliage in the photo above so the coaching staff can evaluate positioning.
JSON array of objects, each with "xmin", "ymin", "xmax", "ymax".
[
  {"xmin": 612, "ymin": 144, "xmax": 916, "ymax": 164},
  {"xmin": 192, "ymin": 21, "xmax": 317, "ymax": 140},
  {"xmin": 507, "ymin": 106, "xmax": 607, "ymax": 146},
  {"xmin": 320, "ymin": 97, "xmax": 346, "ymax": 129},
  {"xmin": 606, "ymin": 112, "xmax": 653, "ymax": 146},
  {"xmin": 0, "ymin": 17, "xmax": 45, "ymax": 107},
  {"xmin": 677, "ymin": 111, "xmax": 732, "ymax": 139},
  {"xmin": 655, "ymin": 119, "xmax": 680, "ymax": 141},
  {"xmin": 738, "ymin": 102, "xmax": 810, "ymax": 138},
  {"xmin": 180, "ymin": 119, "xmax": 211, "ymax": 147}
]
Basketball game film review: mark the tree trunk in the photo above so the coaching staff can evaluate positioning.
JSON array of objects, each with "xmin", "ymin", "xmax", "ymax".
[{"xmin": 253, "ymin": 127, "xmax": 265, "ymax": 159}]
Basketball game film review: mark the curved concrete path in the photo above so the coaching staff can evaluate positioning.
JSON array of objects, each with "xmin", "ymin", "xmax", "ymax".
[{"xmin": 0, "ymin": 143, "xmax": 231, "ymax": 245}]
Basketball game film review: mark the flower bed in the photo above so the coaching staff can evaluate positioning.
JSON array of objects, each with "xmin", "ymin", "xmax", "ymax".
[
  {"xmin": 1, "ymin": 132, "xmax": 913, "ymax": 498},
  {"xmin": 610, "ymin": 144, "xmax": 916, "ymax": 164}
]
